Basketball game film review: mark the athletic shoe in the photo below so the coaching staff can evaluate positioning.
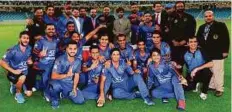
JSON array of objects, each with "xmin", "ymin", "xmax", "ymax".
[
  {"xmin": 51, "ymin": 100, "xmax": 59, "ymax": 109},
  {"xmin": 162, "ymin": 98, "xmax": 169, "ymax": 103},
  {"xmin": 177, "ymin": 100, "xmax": 186, "ymax": 111},
  {"xmin": 10, "ymin": 84, "xmax": 16, "ymax": 94},
  {"xmin": 215, "ymin": 91, "xmax": 223, "ymax": 97},
  {"xmin": 193, "ymin": 83, "xmax": 201, "ymax": 93},
  {"xmin": 15, "ymin": 93, "xmax": 25, "ymax": 103},
  {"xmin": 44, "ymin": 92, "xmax": 50, "ymax": 102},
  {"xmin": 144, "ymin": 97, "xmax": 155, "ymax": 106},
  {"xmin": 32, "ymin": 87, "xmax": 37, "ymax": 92},
  {"xmin": 135, "ymin": 91, "xmax": 141, "ymax": 98},
  {"xmin": 200, "ymin": 93, "xmax": 207, "ymax": 100}
]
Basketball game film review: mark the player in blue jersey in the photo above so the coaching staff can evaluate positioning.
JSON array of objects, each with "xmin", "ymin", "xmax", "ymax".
[
  {"xmin": 43, "ymin": 5, "xmax": 59, "ymax": 29},
  {"xmin": 57, "ymin": 21, "xmax": 76, "ymax": 56},
  {"xmin": 70, "ymin": 24, "xmax": 106, "ymax": 60},
  {"xmin": 137, "ymin": 12, "xmax": 156, "ymax": 51},
  {"xmin": 82, "ymin": 44, "xmax": 104, "ymax": 100},
  {"xmin": 0, "ymin": 31, "xmax": 32, "ymax": 103},
  {"xmin": 151, "ymin": 31, "xmax": 171, "ymax": 62},
  {"xmin": 133, "ymin": 39, "xmax": 150, "ymax": 80},
  {"xmin": 49, "ymin": 40, "xmax": 85, "ymax": 109},
  {"xmin": 26, "ymin": 23, "xmax": 59, "ymax": 99},
  {"xmin": 115, "ymin": 34, "xmax": 134, "ymax": 61},
  {"xmin": 56, "ymin": 4, "xmax": 74, "ymax": 37},
  {"xmin": 98, "ymin": 33, "xmax": 113, "ymax": 63},
  {"xmin": 184, "ymin": 37, "xmax": 213, "ymax": 100},
  {"xmin": 97, "ymin": 48, "xmax": 154, "ymax": 107},
  {"xmin": 147, "ymin": 48, "xmax": 186, "ymax": 110}
]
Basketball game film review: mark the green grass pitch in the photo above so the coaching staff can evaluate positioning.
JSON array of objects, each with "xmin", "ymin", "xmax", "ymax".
[{"xmin": 0, "ymin": 20, "xmax": 231, "ymax": 112}]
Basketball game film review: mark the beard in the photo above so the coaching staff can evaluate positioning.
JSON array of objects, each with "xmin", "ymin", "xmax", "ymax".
[
  {"xmin": 177, "ymin": 9, "xmax": 185, "ymax": 13},
  {"xmin": 67, "ymin": 52, "xmax": 76, "ymax": 57},
  {"xmin": 20, "ymin": 41, "xmax": 28, "ymax": 47}
]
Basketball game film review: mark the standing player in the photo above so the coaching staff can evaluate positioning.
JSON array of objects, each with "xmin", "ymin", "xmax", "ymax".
[
  {"xmin": 25, "ymin": 24, "xmax": 59, "ymax": 99},
  {"xmin": 137, "ymin": 12, "xmax": 156, "ymax": 51},
  {"xmin": 0, "ymin": 31, "xmax": 32, "ymax": 103},
  {"xmin": 49, "ymin": 40, "xmax": 85, "ymax": 109}
]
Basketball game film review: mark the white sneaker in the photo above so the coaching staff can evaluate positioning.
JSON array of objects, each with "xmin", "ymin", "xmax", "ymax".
[
  {"xmin": 193, "ymin": 83, "xmax": 201, "ymax": 92},
  {"xmin": 200, "ymin": 93, "xmax": 207, "ymax": 100},
  {"xmin": 32, "ymin": 87, "xmax": 37, "ymax": 92}
]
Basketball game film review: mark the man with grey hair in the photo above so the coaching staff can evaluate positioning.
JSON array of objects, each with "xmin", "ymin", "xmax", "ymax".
[{"xmin": 196, "ymin": 10, "xmax": 230, "ymax": 97}]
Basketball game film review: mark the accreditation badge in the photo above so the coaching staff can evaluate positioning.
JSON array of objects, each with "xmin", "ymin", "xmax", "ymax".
[
  {"xmin": 213, "ymin": 34, "xmax": 219, "ymax": 40},
  {"xmin": 174, "ymin": 19, "xmax": 178, "ymax": 23},
  {"xmin": 184, "ymin": 18, "xmax": 187, "ymax": 22},
  {"xmin": 36, "ymin": 23, "xmax": 40, "ymax": 27}
]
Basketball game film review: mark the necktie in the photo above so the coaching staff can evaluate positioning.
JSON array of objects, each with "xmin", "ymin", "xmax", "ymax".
[
  {"xmin": 204, "ymin": 24, "xmax": 210, "ymax": 40},
  {"xmin": 92, "ymin": 18, "xmax": 96, "ymax": 29},
  {"xmin": 155, "ymin": 13, "xmax": 160, "ymax": 25}
]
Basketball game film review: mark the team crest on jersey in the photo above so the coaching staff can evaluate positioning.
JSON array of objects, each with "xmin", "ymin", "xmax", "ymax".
[
  {"xmin": 174, "ymin": 19, "xmax": 178, "ymax": 23},
  {"xmin": 34, "ymin": 43, "xmax": 38, "ymax": 47},
  {"xmin": 184, "ymin": 18, "xmax": 187, "ymax": 22},
  {"xmin": 213, "ymin": 34, "xmax": 218, "ymax": 40},
  {"xmin": 2, "ymin": 54, "xmax": 6, "ymax": 58},
  {"xmin": 36, "ymin": 23, "xmax": 40, "ymax": 27}
]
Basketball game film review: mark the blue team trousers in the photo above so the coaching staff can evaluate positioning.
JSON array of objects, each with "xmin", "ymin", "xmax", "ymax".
[
  {"xmin": 82, "ymin": 83, "xmax": 100, "ymax": 100},
  {"xmin": 151, "ymin": 75, "xmax": 185, "ymax": 101},
  {"xmin": 104, "ymin": 73, "xmax": 150, "ymax": 100},
  {"xmin": 49, "ymin": 80, "xmax": 85, "ymax": 106}
]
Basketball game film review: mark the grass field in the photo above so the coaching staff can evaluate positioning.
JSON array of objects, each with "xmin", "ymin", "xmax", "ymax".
[{"xmin": 0, "ymin": 20, "xmax": 231, "ymax": 112}]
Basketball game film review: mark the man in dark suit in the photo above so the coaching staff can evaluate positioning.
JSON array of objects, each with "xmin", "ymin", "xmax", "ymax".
[
  {"xmin": 169, "ymin": 1, "xmax": 196, "ymax": 72},
  {"xmin": 79, "ymin": 7, "xmax": 92, "ymax": 37},
  {"xmin": 97, "ymin": 6, "xmax": 115, "ymax": 43},
  {"xmin": 85, "ymin": 8, "xmax": 100, "ymax": 45},
  {"xmin": 196, "ymin": 10, "xmax": 230, "ymax": 97},
  {"xmin": 152, "ymin": 1, "xmax": 168, "ymax": 36}
]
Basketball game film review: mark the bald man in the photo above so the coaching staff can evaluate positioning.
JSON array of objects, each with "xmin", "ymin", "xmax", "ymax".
[{"xmin": 196, "ymin": 10, "xmax": 230, "ymax": 97}]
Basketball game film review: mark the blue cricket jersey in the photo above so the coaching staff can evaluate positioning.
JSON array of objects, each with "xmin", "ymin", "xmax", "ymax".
[
  {"xmin": 99, "ymin": 45, "xmax": 111, "ymax": 60},
  {"xmin": 184, "ymin": 48, "xmax": 211, "ymax": 73},
  {"xmin": 56, "ymin": 14, "xmax": 74, "ymax": 37},
  {"xmin": 148, "ymin": 62, "xmax": 176, "ymax": 89},
  {"xmin": 133, "ymin": 49, "xmax": 150, "ymax": 69},
  {"xmin": 137, "ymin": 23, "xmax": 156, "ymax": 51},
  {"xmin": 83, "ymin": 59, "xmax": 104, "ymax": 84},
  {"xmin": 33, "ymin": 36, "xmax": 59, "ymax": 69},
  {"xmin": 151, "ymin": 42, "xmax": 171, "ymax": 62},
  {"xmin": 115, "ymin": 43, "xmax": 134, "ymax": 61},
  {"xmin": 2, "ymin": 44, "xmax": 32, "ymax": 75},
  {"xmin": 102, "ymin": 60, "xmax": 134, "ymax": 83},
  {"xmin": 52, "ymin": 53, "xmax": 82, "ymax": 83}
]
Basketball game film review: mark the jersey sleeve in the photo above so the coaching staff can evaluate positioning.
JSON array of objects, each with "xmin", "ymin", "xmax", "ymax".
[
  {"xmin": 33, "ymin": 40, "xmax": 43, "ymax": 56},
  {"xmin": 52, "ymin": 59, "xmax": 62, "ymax": 73},
  {"xmin": 74, "ymin": 60, "xmax": 82, "ymax": 74},
  {"xmin": 2, "ymin": 49, "xmax": 15, "ymax": 63}
]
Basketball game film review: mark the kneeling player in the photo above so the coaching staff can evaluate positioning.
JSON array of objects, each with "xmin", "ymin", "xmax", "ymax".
[
  {"xmin": 82, "ymin": 44, "xmax": 104, "ymax": 100},
  {"xmin": 0, "ymin": 31, "xmax": 32, "ymax": 103},
  {"xmin": 184, "ymin": 37, "xmax": 213, "ymax": 100},
  {"xmin": 98, "ymin": 48, "xmax": 154, "ymax": 107},
  {"xmin": 49, "ymin": 41, "xmax": 85, "ymax": 109},
  {"xmin": 147, "ymin": 48, "xmax": 186, "ymax": 110}
]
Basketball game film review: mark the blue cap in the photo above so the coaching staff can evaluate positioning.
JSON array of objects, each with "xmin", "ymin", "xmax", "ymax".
[{"xmin": 165, "ymin": 3, "xmax": 174, "ymax": 9}]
